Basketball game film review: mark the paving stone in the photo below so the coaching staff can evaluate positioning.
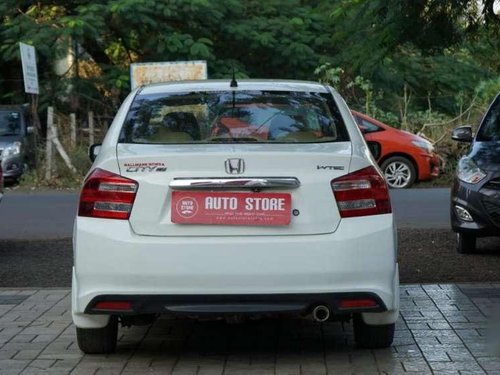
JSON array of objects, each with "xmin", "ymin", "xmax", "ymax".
[
  {"xmin": 449, "ymin": 322, "xmax": 489, "ymax": 330},
  {"xmin": 401, "ymin": 359, "xmax": 432, "ymax": 372},
  {"xmin": 22, "ymin": 369, "xmax": 71, "ymax": 375},
  {"xmin": 70, "ymin": 368, "xmax": 99, "ymax": 375},
  {"xmin": 476, "ymin": 356, "xmax": 500, "ymax": 371},
  {"xmin": 0, "ymin": 371, "xmax": 23, "ymax": 375},
  {"xmin": 427, "ymin": 321, "xmax": 453, "ymax": 330},
  {"xmin": 0, "ymin": 359, "xmax": 30, "ymax": 369},
  {"xmin": 421, "ymin": 349, "xmax": 451, "ymax": 362},
  {"xmin": 9, "ymin": 336, "xmax": 35, "ymax": 344},
  {"xmin": 94, "ymin": 369, "xmax": 122, "ymax": 375},
  {"xmin": 0, "ymin": 351, "xmax": 18, "ymax": 360},
  {"xmin": 122, "ymin": 369, "xmax": 172, "ymax": 375},
  {"xmin": 12, "ymin": 350, "xmax": 42, "ymax": 360},
  {"xmin": 1, "ymin": 343, "xmax": 46, "ymax": 352},
  {"xmin": 428, "ymin": 360, "xmax": 485, "ymax": 371},
  {"xmin": 26, "ymin": 359, "xmax": 56, "ymax": 370}
]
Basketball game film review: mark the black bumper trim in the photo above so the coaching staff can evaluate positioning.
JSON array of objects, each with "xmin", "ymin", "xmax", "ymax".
[{"xmin": 85, "ymin": 292, "xmax": 387, "ymax": 316}]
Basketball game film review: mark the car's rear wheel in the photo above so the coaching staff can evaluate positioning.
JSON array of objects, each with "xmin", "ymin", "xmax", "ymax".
[
  {"xmin": 353, "ymin": 314, "xmax": 395, "ymax": 348},
  {"xmin": 76, "ymin": 316, "xmax": 118, "ymax": 354},
  {"xmin": 457, "ymin": 233, "xmax": 476, "ymax": 254},
  {"xmin": 381, "ymin": 156, "xmax": 416, "ymax": 189}
]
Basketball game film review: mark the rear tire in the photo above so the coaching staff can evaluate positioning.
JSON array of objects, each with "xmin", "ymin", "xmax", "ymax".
[
  {"xmin": 353, "ymin": 314, "xmax": 395, "ymax": 349},
  {"xmin": 457, "ymin": 233, "xmax": 476, "ymax": 254},
  {"xmin": 381, "ymin": 156, "xmax": 417, "ymax": 189},
  {"xmin": 76, "ymin": 316, "xmax": 118, "ymax": 354}
]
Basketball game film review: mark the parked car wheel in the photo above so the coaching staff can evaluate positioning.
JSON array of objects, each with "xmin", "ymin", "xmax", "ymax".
[
  {"xmin": 76, "ymin": 316, "xmax": 118, "ymax": 354},
  {"xmin": 457, "ymin": 233, "xmax": 476, "ymax": 254},
  {"xmin": 381, "ymin": 156, "xmax": 416, "ymax": 189},
  {"xmin": 353, "ymin": 314, "xmax": 395, "ymax": 348}
]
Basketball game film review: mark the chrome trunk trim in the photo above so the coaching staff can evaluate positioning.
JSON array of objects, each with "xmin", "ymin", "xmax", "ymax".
[{"xmin": 169, "ymin": 177, "xmax": 301, "ymax": 190}]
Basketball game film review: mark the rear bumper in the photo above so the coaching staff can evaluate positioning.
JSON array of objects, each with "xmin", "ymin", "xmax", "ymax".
[
  {"xmin": 72, "ymin": 214, "xmax": 399, "ymax": 327},
  {"xmin": 85, "ymin": 292, "xmax": 387, "ymax": 316}
]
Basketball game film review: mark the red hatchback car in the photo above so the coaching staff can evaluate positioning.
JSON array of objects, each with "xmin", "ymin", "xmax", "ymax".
[{"xmin": 352, "ymin": 110, "xmax": 440, "ymax": 188}]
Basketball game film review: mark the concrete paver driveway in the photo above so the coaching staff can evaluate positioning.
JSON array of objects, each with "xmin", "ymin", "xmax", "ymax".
[{"xmin": 0, "ymin": 284, "xmax": 499, "ymax": 374}]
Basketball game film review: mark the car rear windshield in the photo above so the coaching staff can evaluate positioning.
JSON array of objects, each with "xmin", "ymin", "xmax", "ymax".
[
  {"xmin": 0, "ymin": 111, "xmax": 21, "ymax": 136},
  {"xmin": 477, "ymin": 94, "xmax": 500, "ymax": 142},
  {"xmin": 119, "ymin": 90, "xmax": 349, "ymax": 144}
]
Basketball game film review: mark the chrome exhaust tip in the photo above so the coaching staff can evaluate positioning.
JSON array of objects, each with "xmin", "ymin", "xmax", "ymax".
[{"xmin": 312, "ymin": 305, "xmax": 330, "ymax": 322}]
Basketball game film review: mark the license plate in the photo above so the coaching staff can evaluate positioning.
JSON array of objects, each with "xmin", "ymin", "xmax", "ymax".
[{"xmin": 171, "ymin": 191, "xmax": 291, "ymax": 226}]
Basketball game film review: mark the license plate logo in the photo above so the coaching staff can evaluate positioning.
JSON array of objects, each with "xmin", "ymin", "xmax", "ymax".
[
  {"xmin": 175, "ymin": 197, "xmax": 199, "ymax": 218},
  {"xmin": 171, "ymin": 191, "xmax": 291, "ymax": 226}
]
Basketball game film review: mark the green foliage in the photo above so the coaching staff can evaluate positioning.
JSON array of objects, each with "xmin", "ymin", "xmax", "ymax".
[
  {"xmin": 19, "ymin": 145, "xmax": 90, "ymax": 189},
  {"xmin": 327, "ymin": 0, "xmax": 498, "ymax": 117},
  {"xmin": 314, "ymin": 64, "xmax": 344, "ymax": 86},
  {"xmin": 475, "ymin": 78, "xmax": 500, "ymax": 107},
  {"xmin": 314, "ymin": 63, "xmax": 399, "ymax": 127},
  {"xmin": 0, "ymin": 0, "xmax": 339, "ymax": 107},
  {"xmin": 0, "ymin": 0, "xmax": 497, "ymax": 124}
]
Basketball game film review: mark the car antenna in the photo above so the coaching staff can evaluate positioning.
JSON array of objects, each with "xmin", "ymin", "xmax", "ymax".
[
  {"xmin": 229, "ymin": 65, "xmax": 237, "ymax": 115},
  {"xmin": 231, "ymin": 87, "xmax": 236, "ymax": 116},
  {"xmin": 230, "ymin": 66, "xmax": 238, "ymax": 88}
]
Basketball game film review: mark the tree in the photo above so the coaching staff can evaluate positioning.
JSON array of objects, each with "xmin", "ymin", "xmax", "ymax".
[
  {"xmin": 327, "ymin": 0, "xmax": 499, "ymax": 114},
  {"xmin": 0, "ymin": 0, "xmax": 497, "ymax": 119},
  {"xmin": 0, "ymin": 0, "xmax": 336, "ymax": 108}
]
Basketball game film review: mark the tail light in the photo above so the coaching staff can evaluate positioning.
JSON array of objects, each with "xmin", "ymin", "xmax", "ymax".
[
  {"xmin": 331, "ymin": 166, "xmax": 391, "ymax": 218},
  {"xmin": 78, "ymin": 168, "xmax": 138, "ymax": 220}
]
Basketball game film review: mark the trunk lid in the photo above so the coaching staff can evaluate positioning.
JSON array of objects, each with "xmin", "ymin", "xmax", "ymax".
[{"xmin": 118, "ymin": 142, "xmax": 351, "ymax": 236}]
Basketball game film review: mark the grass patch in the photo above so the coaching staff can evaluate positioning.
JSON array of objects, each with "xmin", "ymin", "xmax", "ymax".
[{"xmin": 18, "ymin": 145, "xmax": 91, "ymax": 189}]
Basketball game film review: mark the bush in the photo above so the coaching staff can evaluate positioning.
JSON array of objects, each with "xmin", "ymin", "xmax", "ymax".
[{"xmin": 19, "ymin": 145, "xmax": 91, "ymax": 189}]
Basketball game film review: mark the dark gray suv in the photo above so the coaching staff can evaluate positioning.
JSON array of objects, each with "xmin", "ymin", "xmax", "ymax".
[
  {"xmin": 0, "ymin": 105, "xmax": 34, "ymax": 182},
  {"xmin": 451, "ymin": 93, "xmax": 500, "ymax": 253}
]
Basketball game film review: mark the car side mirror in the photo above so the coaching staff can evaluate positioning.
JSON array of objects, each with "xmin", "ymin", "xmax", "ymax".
[
  {"xmin": 27, "ymin": 126, "xmax": 34, "ymax": 135},
  {"xmin": 89, "ymin": 143, "xmax": 102, "ymax": 162},
  {"xmin": 452, "ymin": 126, "xmax": 473, "ymax": 143}
]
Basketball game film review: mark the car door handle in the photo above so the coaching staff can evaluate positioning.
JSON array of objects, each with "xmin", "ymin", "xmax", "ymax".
[{"xmin": 169, "ymin": 177, "xmax": 301, "ymax": 190}]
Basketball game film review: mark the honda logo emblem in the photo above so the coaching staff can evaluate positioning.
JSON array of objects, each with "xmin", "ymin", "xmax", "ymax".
[{"xmin": 225, "ymin": 158, "xmax": 245, "ymax": 174}]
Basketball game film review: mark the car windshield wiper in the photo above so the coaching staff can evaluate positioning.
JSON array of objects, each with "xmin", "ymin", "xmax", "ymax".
[{"xmin": 0, "ymin": 132, "xmax": 19, "ymax": 136}]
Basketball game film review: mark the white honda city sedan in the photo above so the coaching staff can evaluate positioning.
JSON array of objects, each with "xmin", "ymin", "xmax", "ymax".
[{"xmin": 72, "ymin": 79, "xmax": 399, "ymax": 353}]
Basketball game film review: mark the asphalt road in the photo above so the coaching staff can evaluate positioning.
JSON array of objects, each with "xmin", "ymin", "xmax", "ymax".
[
  {"xmin": 0, "ymin": 191, "xmax": 77, "ymax": 240},
  {"xmin": 0, "ymin": 188, "xmax": 450, "ymax": 240},
  {"xmin": 390, "ymin": 188, "xmax": 451, "ymax": 229}
]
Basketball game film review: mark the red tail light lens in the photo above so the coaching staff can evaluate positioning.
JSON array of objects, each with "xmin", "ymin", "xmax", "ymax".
[
  {"xmin": 78, "ymin": 168, "xmax": 138, "ymax": 220},
  {"xmin": 331, "ymin": 166, "xmax": 391, "ymax": 218},
  {"xmin": 339, "ymin": 298, "xmax": 378, "ymax": 309},
  {"xmin": 93, "ymin": 301, "xmax": 133, "ymax": 311}
]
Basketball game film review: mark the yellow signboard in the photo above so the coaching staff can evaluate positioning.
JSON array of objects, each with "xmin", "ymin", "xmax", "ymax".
[{"xmin": 130, "ymin": 61, "xmax": 207, "ymax": 90}]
